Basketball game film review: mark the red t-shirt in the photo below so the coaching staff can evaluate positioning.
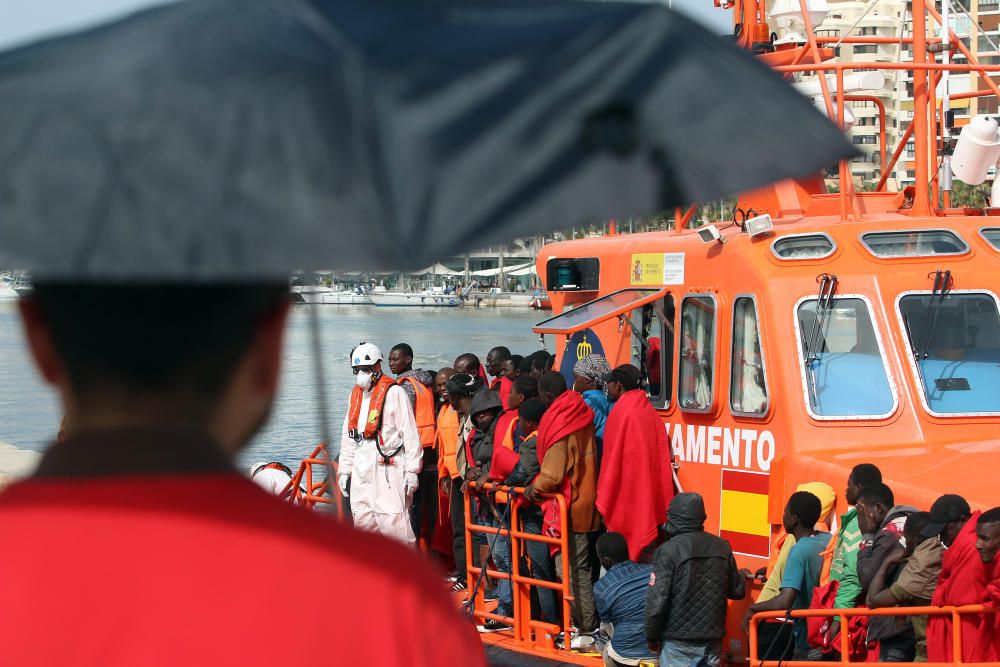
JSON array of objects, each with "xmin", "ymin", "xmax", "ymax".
[{"xmin": 0, "ymin": 434, "xmax": 485, "ymax": 667}]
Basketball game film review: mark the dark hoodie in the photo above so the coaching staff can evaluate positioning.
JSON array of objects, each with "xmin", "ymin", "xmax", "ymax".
[
  {"xmin": 858, "ymin": 504, "xmax": 919, "ymax": 642},
  {"xmin": 467, "ymin": 389, "xmax": 502, "ymax": 479},
  {"xmin": 644, "ymin": 493, "xmax": 745, "ymax": 643}
]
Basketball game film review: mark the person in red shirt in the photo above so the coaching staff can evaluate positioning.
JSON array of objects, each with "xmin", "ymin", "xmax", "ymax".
[
  {"xmin": 973, "ymin": 507, "xmax": 1000, "ymax": 662},
  {"xmin": 486, "ymin": 346, "xmax": 513, "ymax": 409},
  {"xmin": 924, "ymin": 494, "xmax": 988, "ymax": 663},
  {"xmin": 0, "ymin": 284, "xmax": 485, "ymax": 667}
]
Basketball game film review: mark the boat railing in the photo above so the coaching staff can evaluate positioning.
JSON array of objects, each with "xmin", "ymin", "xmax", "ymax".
[
  {"xmin": 465, "ymin": 480, "xmax": 574, "ymax": 651},
  {"xmin": 282, "ymin": 442, "xmax": 340, "ymax": 514},
  {"xmin": 748, "ymin": 604, "xmax": 998, "ymax": 666}
]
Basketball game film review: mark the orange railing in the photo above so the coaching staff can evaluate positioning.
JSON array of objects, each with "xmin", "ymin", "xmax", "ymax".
[
  {"xmin": 464, "ymin": 481, "xmax": 574, "ymax": 651},
  {"xmin": 281, "ymin": 443, "xmax": 340, "ymax": 513},
  {"xmin": 749, "ymin": 605, "xmax": 998, "ymax": 666}
]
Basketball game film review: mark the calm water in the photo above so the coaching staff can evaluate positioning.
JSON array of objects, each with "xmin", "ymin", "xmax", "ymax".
[{"xmin": 0, "ymin": 302, "xmax": 546, "ymax": 473}]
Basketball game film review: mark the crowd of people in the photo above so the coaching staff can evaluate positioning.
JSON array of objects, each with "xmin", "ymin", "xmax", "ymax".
[{"xmin": 327, "ymin": 340, "xmax": 1000, "ymax": 666}]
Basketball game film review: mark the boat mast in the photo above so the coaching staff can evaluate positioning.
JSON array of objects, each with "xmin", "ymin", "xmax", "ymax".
[{"xmin": 912, "ymin": 0, "xmax": 932, "ymax": 215}]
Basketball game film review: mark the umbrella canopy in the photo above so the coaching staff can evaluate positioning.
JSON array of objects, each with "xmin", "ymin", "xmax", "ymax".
[
  {"xmin": 470, "ymin": 262, "xmax": 533, "ymax": 277},
  {"xmin": 0, "ymin": 0, "xmax": 853, "ymax": 280}
]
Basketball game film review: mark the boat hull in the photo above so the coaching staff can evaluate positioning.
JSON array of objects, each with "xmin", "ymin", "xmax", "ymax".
[{"xmin": 369, "ymin": 292, "xmax": 461, "ymax": 307}]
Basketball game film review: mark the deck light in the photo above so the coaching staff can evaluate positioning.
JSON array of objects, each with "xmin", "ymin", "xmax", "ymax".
[
  {"xmin": 746, "ymin": 214, "xmax": 774, "ymax": 238},
  {"xmin": 698, "ymin": 224, "xmax": 725, "ymax": 244}
]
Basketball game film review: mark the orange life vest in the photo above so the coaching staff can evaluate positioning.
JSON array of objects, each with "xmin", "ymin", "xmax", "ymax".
[
  {"xmin": 435, "ymin": 404, "xmax": 460, "ymax": 479},
  {"xmin": 397, "ymin": 376, "xmax": 436, "ymax": 448},
  {"xmin": 347, "ymin": 374, "xmax": 395, "ymax": 440}
]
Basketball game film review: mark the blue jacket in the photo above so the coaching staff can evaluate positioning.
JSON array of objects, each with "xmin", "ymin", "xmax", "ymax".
[
  {"xmin": 582, "ymin": 389, "xmax": 610, "ymax": 439},
  {"xmin": 595, "ymin": 561, "xmax": 656, "ymax": 661}
]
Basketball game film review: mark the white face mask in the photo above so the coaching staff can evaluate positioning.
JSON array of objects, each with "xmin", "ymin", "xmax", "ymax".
[{"xmin": 355, "ymin": 370, "xmax": 373, "ymax": 390}]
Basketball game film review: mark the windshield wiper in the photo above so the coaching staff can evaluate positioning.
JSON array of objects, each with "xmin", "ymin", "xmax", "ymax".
[
  {"xmin": 916, "ymin": 269, "xmax": 952, "ymax": 360},
  {"xmin": 803, "ymin": 273, "xmax": 838, "ymax": 407}
]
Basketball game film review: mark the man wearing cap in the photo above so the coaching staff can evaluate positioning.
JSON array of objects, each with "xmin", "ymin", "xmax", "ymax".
[
  {"xmin": 598, "ymin": 364, "xmax": 673, "ymax": 561},
  {"xmin": 924, "ymin": 494, "xmax": 989, "ymax": 663},
  {"xmin": 339, "ymin": 343, "xmax": 423, "ymax": 546}
]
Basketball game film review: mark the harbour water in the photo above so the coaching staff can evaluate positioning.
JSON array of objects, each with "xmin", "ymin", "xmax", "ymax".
[{"xmin": 0, "ymin": 302, "xmax": 546, "ymax": 473}]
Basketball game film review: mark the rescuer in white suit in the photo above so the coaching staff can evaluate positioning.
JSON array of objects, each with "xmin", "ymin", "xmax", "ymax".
[{"xmin": 338, "ymin": 342, "xmax": 422, "ymax": 545}]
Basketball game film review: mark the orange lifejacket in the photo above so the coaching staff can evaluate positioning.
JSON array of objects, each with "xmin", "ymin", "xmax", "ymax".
[
  {"xmin": 436, "ymin": 404, "xmax": 460, "ymax": 479},
  {"xmin": 398, "ymin": 376, "xmax": 436, "ymax": 448},
  {"xmin": 347, "ymin": 374, "xmax": 395, "ymax": 440}
]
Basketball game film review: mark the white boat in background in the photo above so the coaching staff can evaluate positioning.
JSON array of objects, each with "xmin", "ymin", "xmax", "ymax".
[
  {"xmin": 290, "ymin": 285, "xmax": 371, "ymax": 305},
  {"xmin": 0, "ymin": 272, "xmax": 31, "ymax": 300},
  {"xmin": 369, "ymin": 290, "xmax": 461, "ymax": 307}
]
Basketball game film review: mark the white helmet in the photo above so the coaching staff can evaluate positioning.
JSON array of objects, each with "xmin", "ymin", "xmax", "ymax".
[{"xmin": 351, "ymin": 342, "xmax": 383, "ymax": 367}]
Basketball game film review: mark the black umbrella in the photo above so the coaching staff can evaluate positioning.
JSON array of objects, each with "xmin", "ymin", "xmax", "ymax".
[{"xmin": 0, "ymin": 0, "xmax": 853, "ymax": 279}]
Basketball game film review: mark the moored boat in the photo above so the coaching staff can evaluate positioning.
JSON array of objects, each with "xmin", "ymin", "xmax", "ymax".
[{"xmin": 369, "ymin": 290, "xmax": 462, "ymax": 307}]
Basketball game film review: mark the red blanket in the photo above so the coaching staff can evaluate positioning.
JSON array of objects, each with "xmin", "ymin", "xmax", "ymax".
[
  {"xmin": 971, "ymin": 559, "xmax": 1000, "ymax": 662},
  {"xmin": 537, "ymin": 390, "xmax": 593, "ymax": 460},
  {"xmin": 927, "ymin": 511, "xmax": 988, "ymax": 663},
  {"xmin": 535, "ymin": 391, "xmax": 593, "ymax": 554},
  {"xmin": 597, "ymin": 389, "xmax": 673, "ymax": 560}
]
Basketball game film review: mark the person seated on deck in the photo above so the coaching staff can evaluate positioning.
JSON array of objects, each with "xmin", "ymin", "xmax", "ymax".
[
  {"xmin": 747, "ymin": 490, "xmax": 831, "ymax": 660},
  {"xmin": 594, "ymin": 532, "xmax": 659, "ymax": 667},
  {"xmin": 0, "ymin": 284, "xmax": 483, "ymax": 666},
  {"xmin": 753, "ymin": 482, "xmax": 835, "ymax": 661},
  {"xmin": 866, "ymin": 511, "xmax": 943, "ymax": 662}
]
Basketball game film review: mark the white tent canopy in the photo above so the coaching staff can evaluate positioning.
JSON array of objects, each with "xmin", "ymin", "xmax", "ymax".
[
  {"xmin": 506, "ymin": 263, "xmax": 537, "ymax": 277},
  {"xmin": 408, "ymin": 262, "xmax": 463, "ymax": 276},
  {"xmin": 470, "ymin": 261, "xmax": 533, "ymax": 277}
]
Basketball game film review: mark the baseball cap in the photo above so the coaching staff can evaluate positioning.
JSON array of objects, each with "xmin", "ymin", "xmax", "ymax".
[
  {"xmin": 602, "ymin": 364, "xmax": 642, "ymax": 390},
  {"xmin": 920, "ymin": 494, "xmax": 972, "ymax": 538}
]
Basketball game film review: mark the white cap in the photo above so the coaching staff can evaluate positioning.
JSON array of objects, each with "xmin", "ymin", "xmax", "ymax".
[{"xmin": 351, "ymin": 342, "xmax": 383, "ymax": 366}]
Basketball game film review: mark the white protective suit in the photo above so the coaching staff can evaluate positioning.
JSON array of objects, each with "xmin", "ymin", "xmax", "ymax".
[{"xmin": 339, "ymin": 383, "xmax": 422, "ymax": 545}]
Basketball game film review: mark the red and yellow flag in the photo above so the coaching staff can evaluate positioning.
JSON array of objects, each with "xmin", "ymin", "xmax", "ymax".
[{"xmin": 719, "ymin": 469, "xmax": 770, "ymax": 557}]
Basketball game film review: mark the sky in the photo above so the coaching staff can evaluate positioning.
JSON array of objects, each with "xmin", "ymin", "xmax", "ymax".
[{"xmin": 0, "ymin": 0, "xmax": 732, "ymax": 50}]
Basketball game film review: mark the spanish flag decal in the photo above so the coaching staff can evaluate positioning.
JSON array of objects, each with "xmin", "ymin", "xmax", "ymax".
[{"xmin": 719, "ymin": 469, "xmax": 770, "ymax": 557}]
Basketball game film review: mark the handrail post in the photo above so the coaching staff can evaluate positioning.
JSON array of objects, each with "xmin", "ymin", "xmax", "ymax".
[
  {"xmin": 557, "ymin": 493, "xmax": 572, "ymax": 650},
  {"xmin": 748, "ymin": 614, "xmax": 760, "ymax": 667},
  {"xmin": 952, "ymin": 607, "xmax": 963, "ymax": 663},
  {"xmin": 464, "ymin": 485, "xmax": 477, "ymax": 614}
]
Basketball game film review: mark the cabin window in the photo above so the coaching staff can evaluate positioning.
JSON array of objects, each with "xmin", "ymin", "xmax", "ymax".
[
  {"xmin": 797, "ymin": 297, "xmax": 895, "ymax": 418},
  {"xmin": 679, "ymin": 296, "xmax": 716, "ymax": 412},
  {"xmin": 980, "ymin": 227, "xmax": 1000, "ymax": 251},
  {"xmin": 632, "ymin": 297, "xmax": 675, "ymax": 407},
  {"xmin": 771, "ymin": 234, "xmax": 836, "ymax": 260},
  {"xmin": 731, "ymin": 297, "xmax": 768, "ymax": 416},
  {"xmin": 861, "ymin": 229, "xmax": 968, "ymax": 257},
  {"xmin": 898, "ymin": 292, "xmax": 1000, "ymax": 415}
]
